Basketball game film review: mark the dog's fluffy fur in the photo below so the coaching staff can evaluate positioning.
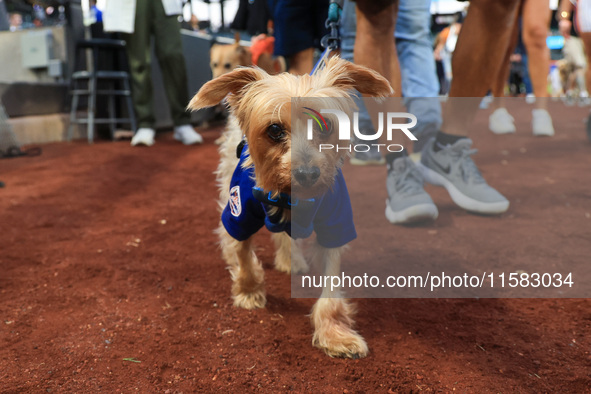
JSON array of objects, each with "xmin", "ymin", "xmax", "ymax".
[{"xmin": 188, "ymin": 57, "xmax": 392, "ymax": 358}]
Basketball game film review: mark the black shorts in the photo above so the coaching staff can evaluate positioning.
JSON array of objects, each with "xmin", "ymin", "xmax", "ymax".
[{"xmin": 271, "ymin": 0, "xmax": 329, "ymax": 57}]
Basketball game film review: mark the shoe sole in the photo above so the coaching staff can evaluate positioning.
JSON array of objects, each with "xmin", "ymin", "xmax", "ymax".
[
  {"xmin": 417, "ymin": 162, "xmax": 509, "ymax": 215},
  {"xmin": 385, "ymin": 200, "xmax": 439, "ymax": 224},
  {"xmin": 131, "ymin": 139, "xmax": 154, "ymax": 147},
  {"xmin": 532, "ymin": 130, "xmax": 555, "ymax": 137},
  {"xmin": 350, "ymin": 157, "xmax": 385, "ymax": 166},
  {"xmin": 174, "ymin": 134, "xmax": 203, "ymax": 145},
  {"xmin": 489, "ymin": 126, "xmax": 516, "ymax": 135}
]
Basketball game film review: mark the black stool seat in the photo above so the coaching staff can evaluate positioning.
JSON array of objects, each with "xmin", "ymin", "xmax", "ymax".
[
  {"xmin": 76, "ymin": 38, "xmax": 126, "ymax": 50},
  {"xmin": 68, "ymin": 39, "xmax": 136, "ymax": 143}
]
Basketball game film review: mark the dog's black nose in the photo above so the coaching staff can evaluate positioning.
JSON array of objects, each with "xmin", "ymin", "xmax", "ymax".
[{"xmin": 294, "ymin": 166, "xmax": 320, "ymax": 187}]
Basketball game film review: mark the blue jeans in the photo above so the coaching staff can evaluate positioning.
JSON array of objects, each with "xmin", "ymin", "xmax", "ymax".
[{"xmin": 340, "ymin": 0, "xmax": 441, "ymax": 151}]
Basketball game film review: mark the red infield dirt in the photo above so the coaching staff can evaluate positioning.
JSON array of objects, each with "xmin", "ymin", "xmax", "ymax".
[{"xmin": 1, "ymin": 103, "xmax": 591, "ymax": 392}]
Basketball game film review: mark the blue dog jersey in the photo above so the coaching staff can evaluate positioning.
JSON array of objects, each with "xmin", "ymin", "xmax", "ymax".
[{"xmin": 221, "ymin": 144, "xmax": 357, "ymax": 248}]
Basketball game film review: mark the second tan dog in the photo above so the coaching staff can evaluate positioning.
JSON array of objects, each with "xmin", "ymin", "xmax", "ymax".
[
  {"xmin": 210, "ymin": 33, "xmax": 284, "ymax": 78},
  {"xmin": 189, "ymin": 57, "xmax": 392, "ymax": 358}
]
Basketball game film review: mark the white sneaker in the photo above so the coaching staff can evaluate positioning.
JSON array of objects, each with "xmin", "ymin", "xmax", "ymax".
[
  {"xmin": 489, "ymin": 108, "xmax": 516, "ymax": 134},
  {"xmin": 532, "ymin": 109, "xmax": 555, "ymax": 137},
  {"xmin": 131, "ymin": 128, "xmax": 156, "ymax": 146},
  {"xmin": 174, "ymin": 124, "xmax": 203, "ymax": 145},
  {"xmin": 579, "ymin": 91, "xmax": 591, "ymax": 106},
  {"xmin": 525, "ymin": 94, "xmax": 536, "ymax": 104}
]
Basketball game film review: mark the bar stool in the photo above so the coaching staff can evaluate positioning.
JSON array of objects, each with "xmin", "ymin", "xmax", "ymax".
[{"xmin": 68, "ymin": 39, "xmax": 136, "ymax": 143}]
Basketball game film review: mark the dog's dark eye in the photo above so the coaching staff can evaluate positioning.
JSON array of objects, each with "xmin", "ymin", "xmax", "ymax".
[
  {"xmin": 224, "ymin": 63, "xmax": 231, "ymax": 69},
  {"xmin": 212, "ymin": 62, "xmax": 218, "ymax": 68},
  {"xmin": 267, "ymin": 124, "xmax": 285, "ymax": 142}
]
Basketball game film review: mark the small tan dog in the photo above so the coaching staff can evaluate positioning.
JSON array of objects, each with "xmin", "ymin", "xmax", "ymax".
[{"xmin": 188, "ymin": 57, "xmax": 391, "ymax": 358}]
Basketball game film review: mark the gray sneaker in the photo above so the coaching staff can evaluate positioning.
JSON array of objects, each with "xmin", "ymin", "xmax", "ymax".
[
  {"xmin": 385, "ymin": 156, "xmax": 438, "ymax": 224},
  {"xmin": 418, "ymin": 138, "xmax": 509, "ymax": 214}
]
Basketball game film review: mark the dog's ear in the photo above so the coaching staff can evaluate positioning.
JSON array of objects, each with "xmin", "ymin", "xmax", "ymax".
[
  {"xmin": 324, "ymin": 56, "xmax": 394, "ymax": 98},
  {"xmin": 187, "ymin": 67, "xmax": 266, "ymax": 110}
]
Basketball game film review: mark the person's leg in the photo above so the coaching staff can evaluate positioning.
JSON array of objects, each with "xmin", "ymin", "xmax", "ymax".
[
  {"xmin": 580, "ymin": 33, "xmax": 591, "ymax": 93},
  {"xmin": 354, "ymin": 0, "xmax": 401, "ymax": 96},
  {"xmin": 340, "ymin": 0, "xmax": 385, "ymax": 165},
  {"xmin": 579, "ymin": 32, "xmax": 591, "ymax": 141},
  {"xmin": 522, "ymin": 0, "xmax": 551, "ymax": 101},
  {"xmin": 419, "ymin": 0, "xmax": 521, "ymax": 214},
  {"xmin": 153, "ymin": 0, "xmax": 202, "ymax": 144},
  {"xmin": 153, "ymin": 1, "xmax": 190, "ymax": 127},
  {"xmin": 522, "ymin": 0, "xmax": 555, "ymax": 136},
  {"xmin": 339, "ymin": 0, "xmax": 357, "ymax": 63},
  {"xmin": 123, "ymin": 0, "xmax": 154, "ymax": 130},
  {"xmin": 385, "ymin": 0, "xmax": 438, "ymax": 223},
  {"xmin": 489, "ymin": 16, "xmax": 520, "ymax": 134},
  {"xmin": 441, "ymin": 0, "xmax": 521, "ymax": 135},
  {"xmin": 395, "ymin": 0, "xmax": 441, "ymax": 152},
  {"xmin": 491, "ymin": 17, "xmax": 520, "ymax": 107}
]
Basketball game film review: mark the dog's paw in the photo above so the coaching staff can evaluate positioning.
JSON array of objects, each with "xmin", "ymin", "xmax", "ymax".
[
  {"xmin": 313, "ymin": 328, "xmax": 369, "ymax": 359},
  {"xmin": 273, "ymin": 251, "xmax": 309, "ymax": 274},
  {"xmin": 290, "ymin": 252, "xmax": 309, "ymax": 274},
  {"xmin": 273, "ymin": 235, "xmax": 309, "ymax": 274},
  {"xmin": 273, "ymin": 253, "xmax": 291, "ymax": 273},
  {"xmin": 233, "ymin": 291, "xmax": 266, "ymax": 309}
]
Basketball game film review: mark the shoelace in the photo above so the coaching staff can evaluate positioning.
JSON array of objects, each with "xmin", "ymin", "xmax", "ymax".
[
  {"xmin": 457, "ymin": 148, "xmax": 485, "ymax": 184},
  {"xmin": 391, "ymin": 158, "xmax": 424, "ymax": 195}
]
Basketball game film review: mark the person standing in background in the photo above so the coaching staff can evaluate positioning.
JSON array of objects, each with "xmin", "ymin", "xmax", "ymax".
[
  {"xmin": 433, "ymin": 13, "xmax": 462, "ymax": 96},
  {"xmin": 268, "ymin": 0, "xmax": 329, "ymax": 75},
  {"xmin": 103, "ymin": 0, "xmax": 203, "ymax": 146},
  {"xmin": 340, "ymin": 0, "xmax": 444, "ymax": 224},
  {"xmin": 488, "ymin": 0, "xmax": 555, "ymax": 137},
  {"xmin": 559, "ymin": 0, "xmax": 591, "ymax": 141}
]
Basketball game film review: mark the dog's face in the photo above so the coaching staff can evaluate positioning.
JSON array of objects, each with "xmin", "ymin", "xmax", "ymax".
[
  {"xmin": 189, "ymin": 57, "xmax": 392, "ymax": 199},
  {"xmin": 210, "ymin": 42, "xmax": 252, "ymax": 79}
]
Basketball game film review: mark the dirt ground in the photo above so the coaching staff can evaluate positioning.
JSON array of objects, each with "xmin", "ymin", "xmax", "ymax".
[{"xmin": 1, "ymin": 102, "xmax": 591, "ymax": 392}]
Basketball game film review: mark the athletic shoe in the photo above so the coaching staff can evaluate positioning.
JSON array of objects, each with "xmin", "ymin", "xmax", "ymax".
[
  {"xmin": 385, "ymin": 156, "xmax": 438, "ymax": 224},
  {"xmin": 174, "ymin": 124, "xmax": 203, "ymax": 145},
  {"xmin": 525, "ymin": 93, "xmax": 536, "ymax": 104},
  {"xmin": 418, "ymin": 138, "xmax": 509, "ymax": 215},
  {"xmin": 579, "ymin": 95, "xmax": 591, "ymax": 107},
  {"xmin": 532, "ymin": 109, "xmax": 555, "ymax": 137},
  {"xmin": 131, "ymin": 128, "xmax": 156, "ymax": 146},
  {"xmin": 350, "ymin": 148, "xmax": 385, "ymax": 166},
  {"xmin": 489, "ymin": 108, "xmax": 516, "ymax": 134},
  {"xmin": 479, "ymin": 95, "xmax": 493, "ymax": 109}
]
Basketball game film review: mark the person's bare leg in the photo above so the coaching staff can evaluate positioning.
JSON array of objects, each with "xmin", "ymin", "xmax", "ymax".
[
  {"xmin": 580, "ymin": 33, "xmax": 591, "ymax": 92},
  {"xmin": 288, "ymin": 48, "xmax": 315, "ymax": 75},
  {"xmin": 491, "ymin": 18, "xmax": 521, "ymax": 111},
  {"xmin": 442, "ymin": 0, "xmax": 521, "ymax": 136},
  {"xmin": 522, "ymin": 0, "xmax": 551, "ymax": 110},
  {"xmin": 354, "ymin": 0, "xmax": 401, "ymax": 96}
]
